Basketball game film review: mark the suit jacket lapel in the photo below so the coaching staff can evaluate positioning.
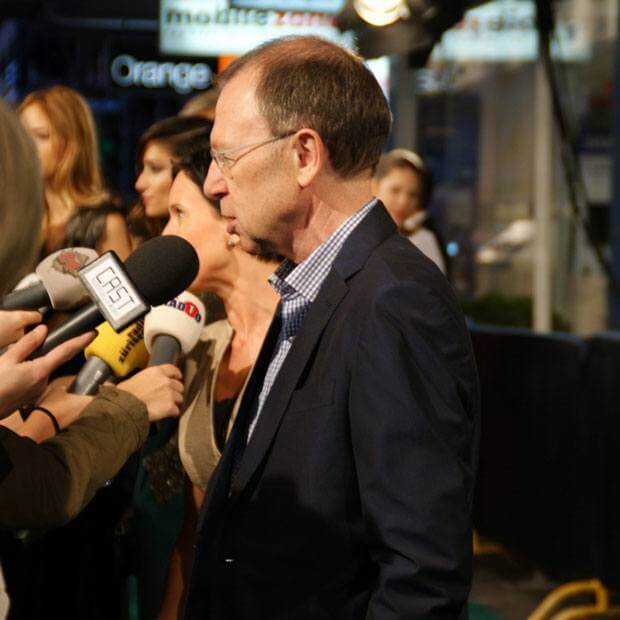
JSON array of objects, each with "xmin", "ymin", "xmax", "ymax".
[
  {"xmin": 226, "ymin": 203, "xmax": 397, "ymax": 503},
  {"xmin": 228, "ymin": 273, "xmax": 349, "ymax": 501}
]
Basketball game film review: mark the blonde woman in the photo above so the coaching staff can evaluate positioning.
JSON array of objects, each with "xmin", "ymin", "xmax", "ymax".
[{"xmin": 19, "ymin": 86, "xmax": 132, "ymax": 260}]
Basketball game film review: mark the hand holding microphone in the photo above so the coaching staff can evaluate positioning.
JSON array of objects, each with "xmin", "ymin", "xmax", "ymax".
[
  {"xmin": 69, "ymin": 320, "xmax": 149, "ymax": 395},
  {"xmin": 0, "ymin": 326, "xmax": 95, "ymax": 418},
  {"xmin": 27, "ymin": 235, "xmax": 199, "ymax": 360},
  {"xmin": 0, "ymin": 309, "xmax": 43, "ymax": 348},
  {"xmin": 117, "ymin": 365, "xmax": 185, "ymax": 422},
  {"xmin": 8, "ymin": 235, "xmax": 199, "ymax": 422}
]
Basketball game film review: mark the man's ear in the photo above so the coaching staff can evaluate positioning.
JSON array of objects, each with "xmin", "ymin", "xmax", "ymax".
[{"xmin": 291, "ymin": 129, "xmax": 324, "ymax": 188}]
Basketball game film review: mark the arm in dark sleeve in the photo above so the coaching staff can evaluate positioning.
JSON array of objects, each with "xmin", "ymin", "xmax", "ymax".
[
  {"xmin": 350, "ymin": 277, "xmax": 479, "ymax": 619},
  {"xmin": 0, "ymin": 386, "xmax": 149, "ymax": 530}
]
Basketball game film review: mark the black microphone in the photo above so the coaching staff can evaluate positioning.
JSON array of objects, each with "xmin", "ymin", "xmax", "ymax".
[{"xmin": 27, "ymin": 236, "xmax": 199, "ymax": 360}]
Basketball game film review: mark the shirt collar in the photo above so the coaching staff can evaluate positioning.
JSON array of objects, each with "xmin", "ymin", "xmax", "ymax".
[{"xmin": 269, "ymin": 198, "xmax": 377, "ymax": 304}]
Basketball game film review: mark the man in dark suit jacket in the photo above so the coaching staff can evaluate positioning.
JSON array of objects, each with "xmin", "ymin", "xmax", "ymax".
[{"xmin": 186, "ymin": 35, "xmax": 480, "ymax": 619}]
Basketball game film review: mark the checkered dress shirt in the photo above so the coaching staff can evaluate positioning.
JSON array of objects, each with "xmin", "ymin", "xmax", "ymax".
[{"xmin": 247, "ymin": 199, "xmax": 377, "ymax": 441}]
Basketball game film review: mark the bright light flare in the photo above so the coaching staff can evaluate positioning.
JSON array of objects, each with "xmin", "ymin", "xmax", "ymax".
[{"xmin": 353, "ymin": 0, "xmax": 409, "ymax": 26}]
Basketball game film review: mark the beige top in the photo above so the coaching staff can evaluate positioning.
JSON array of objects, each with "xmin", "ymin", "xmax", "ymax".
[{"xmin": 178, "ymin": 320, "xmax": 250, "ymax": 491}]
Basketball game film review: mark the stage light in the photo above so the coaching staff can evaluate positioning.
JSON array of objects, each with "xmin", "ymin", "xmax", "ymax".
[
  {"xmin": 353, "ymin": 0, "xmax": 409, "ymax": 27},
  {"xmin": 336, "ymin": 0, "xmax": 466, "ymax": 61}
]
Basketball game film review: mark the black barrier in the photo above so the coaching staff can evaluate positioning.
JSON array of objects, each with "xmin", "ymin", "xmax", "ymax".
[
  {"xmin": 470, "ymin": 323, "xmax": 586, "ymax": 578},
  {"xmin": 578, "ymin": 333, "xmax": 620, "ymax": 590},
  {"xmin": 472, "ymin": 324, "xmax": 620, "ymax": 591}
]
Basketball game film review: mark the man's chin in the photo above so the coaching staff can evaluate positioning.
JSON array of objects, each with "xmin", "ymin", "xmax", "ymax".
[
  {"xmin": 239, "ymin": 236, "xmax": 265, "ymax": 256},
  {"xmin": 239, "ymin": 235, "xmax": 282, "ymax": 262}
]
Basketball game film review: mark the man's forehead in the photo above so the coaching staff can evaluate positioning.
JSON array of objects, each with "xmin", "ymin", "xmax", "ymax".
[{"xmin": 211, "ymin": 70, "xmax": 269, "ymax": 146}]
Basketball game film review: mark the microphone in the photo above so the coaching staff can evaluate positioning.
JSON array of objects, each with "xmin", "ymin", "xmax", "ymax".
[
  {"xmin": 13, "ymin": 273, "xmax": 43, "ymax": 291},
  {"xmin": 1, "ymin": 248, "xmax": 98, "ymax": 311},
  {"xmin": 27, "ymin": 236, "xmax": 199, "ymax": 360},
  {"xmin": 69, "ymin": 319, "xmax": 149, "ymax": 395},
  {"xmin": 144, "ymin": 291, "xmax": 206, "ymax": 366}
]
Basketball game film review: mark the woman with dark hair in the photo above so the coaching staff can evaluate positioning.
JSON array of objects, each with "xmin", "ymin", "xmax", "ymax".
[
  {"xmin": 123, "ymin": 118, "xmax": 218, "ymax": 618},
  {"xmin": 373, "ymin": 148, "xmax": 448, "ymax": 275},
  {"xmin": 125, "ymin": 137, "xmax": 281, "ymax": 619},
  {"xmin": 130, "ymin": 116, "xmax": 213, "ymax": 245}
]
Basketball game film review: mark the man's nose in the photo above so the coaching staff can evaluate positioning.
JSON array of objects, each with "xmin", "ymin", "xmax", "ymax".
[{"xmin": 204, "ymin": 161, "xmax": 227, "ymax": 201}]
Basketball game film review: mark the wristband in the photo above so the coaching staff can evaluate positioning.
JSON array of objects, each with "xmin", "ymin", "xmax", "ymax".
[{"xmin": 25, "ymin": 406, "xmax": 61, "ymax": 434}]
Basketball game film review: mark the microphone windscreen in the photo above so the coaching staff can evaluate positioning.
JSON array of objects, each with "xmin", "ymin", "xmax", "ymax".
[
  {"xmin": 36, "ymin": 248, "xmax": 98, "ymax": 310},
  {"xmin": 144, "ymin": 291, "xmax": 206, "ymax": 355},
  {"xmin": 85, "ymin": 319, "xmax": 149, "ymax": 377},
  {"xmin": 124, "ymin": 236, "xmax": 199, "ymax": 306}
]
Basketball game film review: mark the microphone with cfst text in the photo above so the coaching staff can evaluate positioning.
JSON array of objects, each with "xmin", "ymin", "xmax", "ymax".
[
  {"xmin": 144, "ymin": 291, "xmax": 206, "ymax": 366},
  {"xmin": 68, "ymin": 319, "xmax": 149, "ymax": 395},
  {"xmin": 1, "ymin": 248, "xmax": 98, "ymax": 311},
  {"xmin": 27, "ymin": 236, "xmax": 199, "ymax": 360}
]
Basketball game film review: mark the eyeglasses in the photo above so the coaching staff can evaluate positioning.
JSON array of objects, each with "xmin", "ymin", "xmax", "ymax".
[{"xmin": 210, "ymin": 132, "xmax": 295, "ymax": 178}]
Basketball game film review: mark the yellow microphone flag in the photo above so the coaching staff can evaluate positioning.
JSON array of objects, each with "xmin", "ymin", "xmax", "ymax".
[{"xmin": 85, "ymin": 319, "xmax": 149, "ymax": 378}]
